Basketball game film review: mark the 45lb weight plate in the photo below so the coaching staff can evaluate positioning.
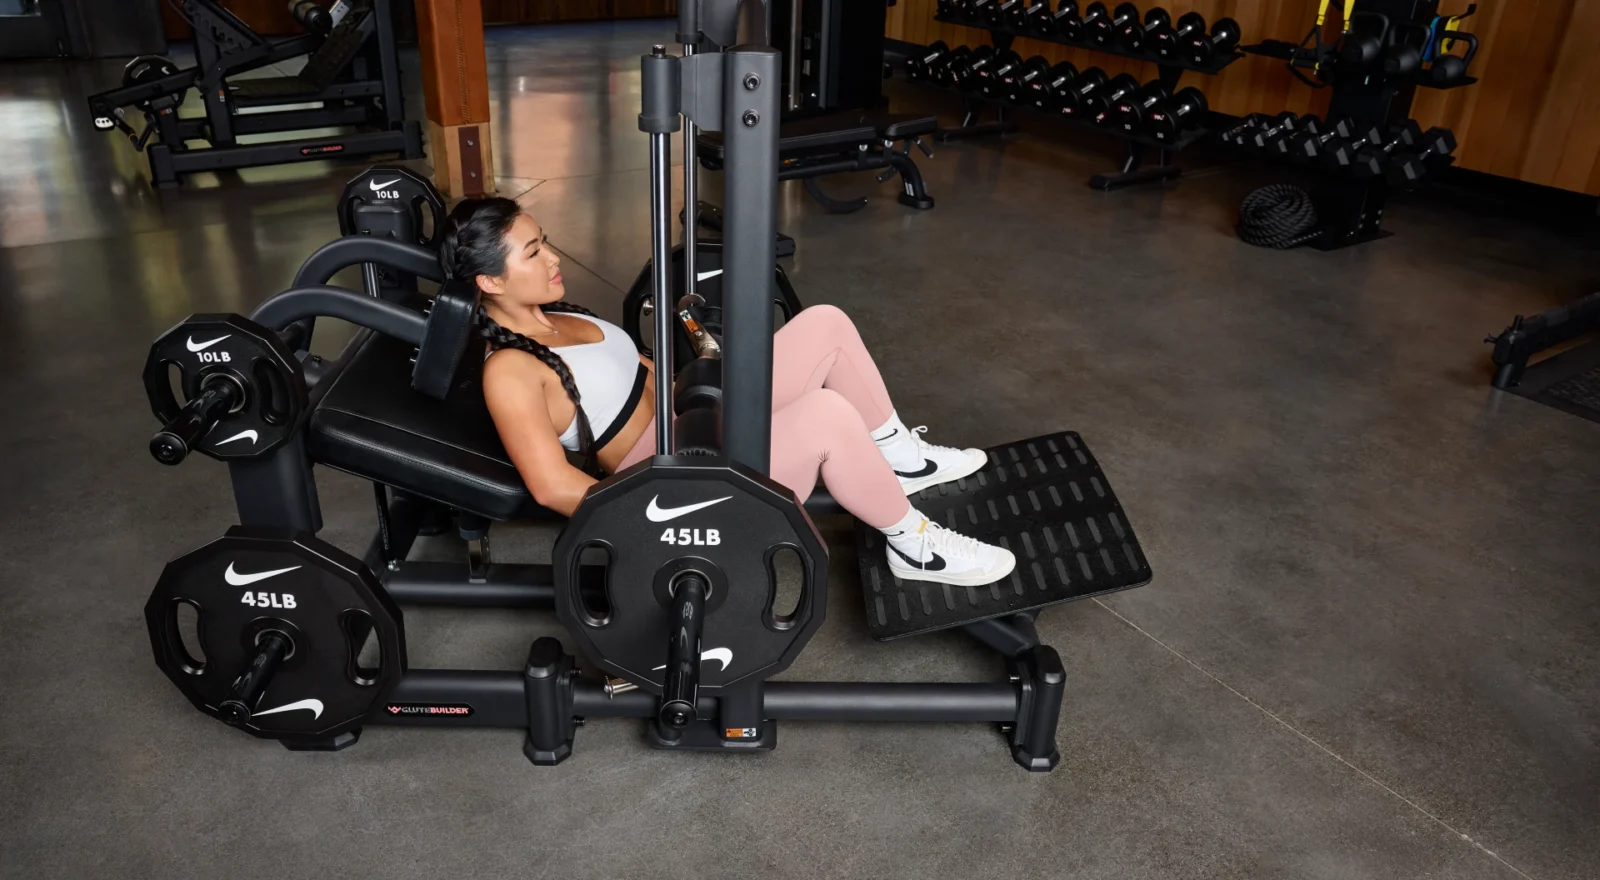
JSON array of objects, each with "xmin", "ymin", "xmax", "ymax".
[
  {"xmin": 145, "ymin": 528, "xmax": 406, "ymax": 743},
  {"xmin": 554, "ymin": 459, "xmax": 828, "ymax": 693}
]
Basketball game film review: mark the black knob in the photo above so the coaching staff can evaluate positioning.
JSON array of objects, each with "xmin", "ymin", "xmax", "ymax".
[{"xmin": 149, "ymin": 376, "xmax": 242, "ymax": 466}]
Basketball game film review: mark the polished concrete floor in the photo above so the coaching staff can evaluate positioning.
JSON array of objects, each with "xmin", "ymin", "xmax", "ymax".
[{"xmin": 3, "ymin": 20, "xmax": 1598, "ymax": 880}]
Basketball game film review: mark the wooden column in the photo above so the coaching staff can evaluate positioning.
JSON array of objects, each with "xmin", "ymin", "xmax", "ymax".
[{"xmin": 415, "ymin": 0, "xmax": 495, "ymax": 197}]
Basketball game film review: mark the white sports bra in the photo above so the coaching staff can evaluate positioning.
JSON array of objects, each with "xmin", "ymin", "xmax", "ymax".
[{"xmin": 488, "ymin": 313, "xmax": 646, "ymax": 452}]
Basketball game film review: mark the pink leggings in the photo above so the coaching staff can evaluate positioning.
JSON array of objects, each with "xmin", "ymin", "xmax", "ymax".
[{"xmin": 618, "ymin": 305, "xmax": 912, "ymax": 528}]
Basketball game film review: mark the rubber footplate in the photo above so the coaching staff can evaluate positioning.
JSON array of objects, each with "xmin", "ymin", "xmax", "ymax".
[{"xmin": 856, "ymin": 432, "xmax": 1152, "ymax": 640}]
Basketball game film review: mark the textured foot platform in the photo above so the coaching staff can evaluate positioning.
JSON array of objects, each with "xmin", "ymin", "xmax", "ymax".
[{"xmin": 857, "ymin": 432, "xmax": 1152, "ymax": 640}]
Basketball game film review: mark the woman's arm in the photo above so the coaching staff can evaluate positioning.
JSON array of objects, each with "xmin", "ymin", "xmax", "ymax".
[{"xmin": 482, "ymin": 352, "xmax": 598, "ymax": 516}]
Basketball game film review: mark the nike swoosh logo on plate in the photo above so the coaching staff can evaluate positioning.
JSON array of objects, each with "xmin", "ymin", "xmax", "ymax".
[
  {"xmin": 252, "ymin": 699, "xmax": 324, "ymax": 719},
  {"xmin": 369, "ymin": 178, "xmax": 400, "ymax": 190},
  {"xmin": 214, "ymin": 430, "xmax": 259, "ymax": 446},
  {"xmin": 186, "ymin": 335, "xmax": 229, "ymax": 352},
  {"xmin": 225, "ymin": 562, "xmax": 301, "ymax": 586},
  {"xmin": 646, "ymin": 495, "xmax": 732, "ymax": 522},
  {"xmin": 652, "ymin": 647, "xmax": 733, "ymax": 672}
]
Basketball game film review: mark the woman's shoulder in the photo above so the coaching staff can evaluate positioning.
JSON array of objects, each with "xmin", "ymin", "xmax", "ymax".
[{"xmin": 482, "ymin": 345, "xmax": 555, "ymax": 393}]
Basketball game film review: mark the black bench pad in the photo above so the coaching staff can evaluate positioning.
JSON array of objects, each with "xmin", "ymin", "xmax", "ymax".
[
  {"xmin": 856, "ymin": 432, "xmax": 1152, "ymax": 640},
  {"xmin": 309, "ymin": 331, "xmax": 558, "ymax": 521}
]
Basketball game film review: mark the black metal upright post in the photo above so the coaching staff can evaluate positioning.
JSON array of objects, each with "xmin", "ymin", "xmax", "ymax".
[
  {"xmin": 719, "ymin": 31, "xmax": 781, "ymax": 475},
  {"xmin": 640, "ymin": 46, "xmax": 683, "ymax": 456}
]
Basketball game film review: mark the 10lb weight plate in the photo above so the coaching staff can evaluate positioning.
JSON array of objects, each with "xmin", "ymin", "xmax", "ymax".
[
  {"xmin": 143, "ymin": 314, "xmax": 309, "ymax": 461},
  {"xmin": 554, "ymin": 459, "xmax": 828, "ymax": 693},
  {"xmin": 337, "ymin": 166, "xmax": 447, "ymax": 249},
  {"xmin": 145, "ymin": 528, "xmax": 406, "ymax": 742}
]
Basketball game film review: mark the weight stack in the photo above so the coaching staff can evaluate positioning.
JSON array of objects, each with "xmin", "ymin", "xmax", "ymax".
[{"xmin": 415, "ymin": 0, "xmax": 495, "ymax": 197}]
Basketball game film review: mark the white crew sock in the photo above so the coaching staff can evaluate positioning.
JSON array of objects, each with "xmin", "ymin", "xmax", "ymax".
[
  {"xmin": 871, "ymin": 411, "xmax": 923, "ymax": 471},
  {"xmin": 879, "ymin": 505, "xmax": 930, "ymax": 559}
]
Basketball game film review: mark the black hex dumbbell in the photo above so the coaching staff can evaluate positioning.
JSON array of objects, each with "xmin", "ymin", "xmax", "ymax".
[
  {"xmin": 1123, "ymin": 8, "xmax": 1168, "ymax": 55},
  {"xmin": 1248, "ymin": 112, "xmax": 1303, "ymax": 150},
  {"xmin": 1028, "ymin": 61, "xmax": 1079, "ymax": 111},
  {"xmin": 1293, "ymin": 118, "xmax": 1381, "ymax": 162},
  {"xmin": 1153, "ymin": 11, "xmax": 1204, "ymax": 61},
  {"xmin": 1390, "ymin": 128, "xmax": 1457, "ymax": 182},
  {"xmin": 1111, "ymin": 80, "xmax": 1171, "ymax": 131},
  {"xmin": 1007, "ymin": 55, "xmax": 1054, "ymax": 106},
  {"xmin": 1220, "ymin": 113, "xmax": 1269, "ymax": 146},
  {"xmin": 1187, "ymin": 16, "xmax": 1240, "ymax": 66},
  {"xmin": 1271, "ymin": 115, "xmax": 1321, "ymax": 155},
  {"xmin": 1145, "ymin": 86, "xmax": 1208, "ymax": 142},
  {"xmin": 1352, "ymin": 120, "xmax": 1424, "ymax": 177},
  {"xmin": 1086, "ymin": 73, "xmax": 1142, "ymax": 124},
  {"xmin": 1057, "ymin": 66, "xmax": 1108, "ymax": 118}
]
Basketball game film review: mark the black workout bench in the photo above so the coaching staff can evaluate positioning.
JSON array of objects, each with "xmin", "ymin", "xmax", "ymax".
[{"xmin": 699, "ymin": 112, "xmax": 939, "ymax": 213}]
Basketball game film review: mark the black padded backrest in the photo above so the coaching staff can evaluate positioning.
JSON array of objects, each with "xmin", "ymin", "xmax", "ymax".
[
  {"xmin": 298, "ymin": 6, "xmax": 373, "ymax": 90},
  {"xmin": 410, "ymin": 277, "xmax": 481, "ymax": 400}
]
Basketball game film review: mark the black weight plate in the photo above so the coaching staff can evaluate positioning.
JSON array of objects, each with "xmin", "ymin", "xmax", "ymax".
[
  {"xmin": 622, "ymin": 242, "xmax": 803, "ymax": 361},
  {"xmin": 145, "ymin": 527, "xmax": 406, "ymax": 741},
  {"xmin": 142, "ymin": 314, "xmax": 309, "ymax": 460},
  {"xmin": 554, "ymin": 459, "xmax": 828, "ymax": 693},
  {"xmin": 337, "ymin": 166, "xmax": 446, "ymax": 249}
]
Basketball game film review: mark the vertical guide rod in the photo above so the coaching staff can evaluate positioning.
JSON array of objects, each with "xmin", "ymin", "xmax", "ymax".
[
  {"xmin": 639, "ymin": 45, "xmax": 682, "ymax": 456},
  {"xmin": 683, "ymin": 43, "xmax": 699, "ymax": 306}
]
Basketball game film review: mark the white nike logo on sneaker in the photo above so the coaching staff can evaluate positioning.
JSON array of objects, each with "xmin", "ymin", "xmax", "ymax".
[
  {"xmin": 186, "ymin": 335, "xmax": 229, "ymax": 352},
  {"xmin": 369, "ymin": 178, "xmax": 400, "ymax": 191},
  {"xmin": 225, "ymin": 562, "xmax": 301, "ymax": 586},
  {"xmin": 252, "ymin": 698, "xmax": 324, "ymax": 719},
  {"xmin": 652, "ymin": 646, "xmax": 733, "ymax": 671},
  {"xmin": 645, "ymin": 495, "xmax": 732, "ymax": 522}
]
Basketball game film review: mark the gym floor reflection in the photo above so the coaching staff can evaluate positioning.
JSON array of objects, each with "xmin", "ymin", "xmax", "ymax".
[{"xmin": 2, "ymin": 18, "xmax": 1598, "ymax": 880}]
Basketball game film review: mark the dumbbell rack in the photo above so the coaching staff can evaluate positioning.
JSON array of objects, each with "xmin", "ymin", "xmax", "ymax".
[
  {"xmin": 928, "ymin": 9, "xmax": 1241, "ymax": 190},
  {"xmin": 1239, "ymin": 0, "xmax": 1473, "ymax": 250}
]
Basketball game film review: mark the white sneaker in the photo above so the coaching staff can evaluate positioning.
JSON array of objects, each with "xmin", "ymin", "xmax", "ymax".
[
  {"xmin": 885, "ymin": 519, "xmax": 1016, "ymax": 587},
  {"xmin": 882, "ymin": 425, "xmax": 988, "ymax": 495}
]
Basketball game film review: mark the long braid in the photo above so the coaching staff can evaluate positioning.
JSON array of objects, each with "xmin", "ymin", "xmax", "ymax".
[{"xmin": 477, "ymin": 303, "xmax": 604, "ymax": 475}]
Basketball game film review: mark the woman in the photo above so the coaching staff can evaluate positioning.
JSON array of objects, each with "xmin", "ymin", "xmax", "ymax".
[{"xmin": 439, "ymin": 197, "xmax": 1015, "ymax": 587}]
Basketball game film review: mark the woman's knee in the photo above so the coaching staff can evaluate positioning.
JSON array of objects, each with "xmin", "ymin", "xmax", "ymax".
[
  {"xmin": 791, "ymin": 303, "xmax": 856, "ymax": 340},
  {"xmin": 788, "ymin": 388, "xmax": 868, "ymax": 437}
]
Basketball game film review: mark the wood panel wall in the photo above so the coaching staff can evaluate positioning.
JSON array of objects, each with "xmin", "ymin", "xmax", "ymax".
[
  {"xmin": 887, "ymin": 0, "xmax": 1600, "ymax": 195},
  {"xmin": 481, "ymin": 0, "xmax": 674, "ymax": 24}
]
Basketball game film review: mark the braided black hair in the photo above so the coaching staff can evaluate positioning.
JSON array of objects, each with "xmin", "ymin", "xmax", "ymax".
[{"xmin": 439, "ymin": 196, "xmax": 604, "ymax": 474}]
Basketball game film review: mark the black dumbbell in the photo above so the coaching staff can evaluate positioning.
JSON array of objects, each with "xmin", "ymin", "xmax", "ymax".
[
  {"xmin": 1056, "ymin": 66, "xmax": 1108, "ymax": 117},
  {"xmin": 1145, "ymin": 87, "xmax": 1207, "ymax": 142},
  {"xmin": 1028, "ymin": 61, "xmax": 1078, "ymax": 111},
  {"xmin": 933, "ymin": 45, "xmax": 970, "ymax": 87},
  {"xmin": 1220, "ymin": 113, "xmax": 1268, "ymax": 146},
  {"xmin": 1352, "ymin": 120, "xmax": 1424, "ymax": 176},
  {"xmin": 1246, "ymin": 112, "xmax": 1302, "ymax": 150},
  {"xmin": 906, "ymin": 41, "xmax": 952, "ymax": 81},
  {"xmin": 1014, "ymin": 0, "xmax": 1051, "ymax": 32},
  {"xmin": 1111, "ymin": 80, "xmax": 1171, "ymax": 131},
  {"xmin": 974, "ymin": 49, "xmax": 1022, "ymax": 97},
  {"xmin": 1292, "ymin": 118, "xmax": 1380, "ymax": 162},
  {"xmin": 979, "ymin": 50, "xmax": 1025, "ymax": 99},
  {"xmin": 1123, "ymin": 8, "xmax": 1168, "ymax": 54},
  {"xmin": 1153, "ymin": 11, "xmax": 1204, "ymax": 61},
  {"xmin": 1051, "ymin": 1, "xmax": 1085, "ymax": 40},
  {"xmin": 1089, "ymin": 3, "xmax": 1138, "ymax": 48},
  {"xmin": 1187, "ymin": 17, "xmax": 1240, "ymax": 66},
  {"xmin": 942, "ymin": 45, "xmax": 992, "ymax": 89},
  {"xmin": 1272, "ymin": 115, "xmax": 1321, "ymax": 155},
  {"xmin": 968, "ymin": 0, "xmax": 997, "ymax": 24},
  {"xmin": 1390, "ymin": 128, "xmax": 1457, "ymax": 182},
  {"xmin": 989, "ymin": 0, "xmax": 1022, "ymax": 28},
  {"xmin": 1007, "ymin": 55, "xmax": 1054, "ymax": 105},
  {"xmin": 1085, "ymin": 73, "xmax": 1142, "ymax": 123},
  {"xmin": 1079, "ymin": 3, "xmax": 1112, "ymax": 43},
  {"xmin": 1323, "ymin": 124, "xmax": 1389, "ymax": 169}
]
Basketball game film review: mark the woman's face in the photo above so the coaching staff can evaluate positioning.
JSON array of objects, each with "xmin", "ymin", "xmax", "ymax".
[{"xmin": 479, "ymin": 212, "xmax": 564, "ymax": 306}]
